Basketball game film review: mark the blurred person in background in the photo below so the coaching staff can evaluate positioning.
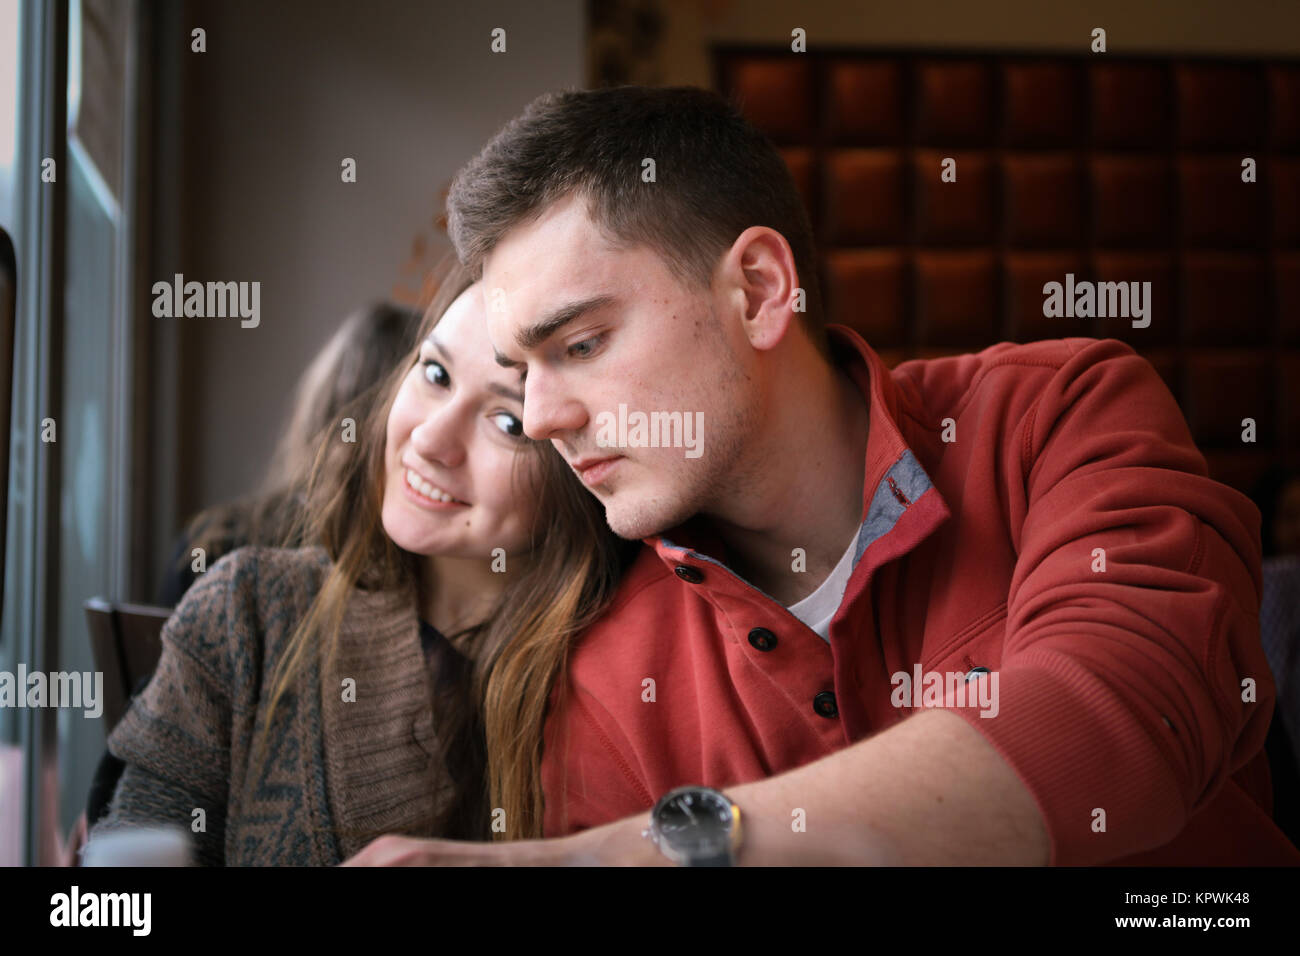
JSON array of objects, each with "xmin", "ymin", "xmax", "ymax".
[
  {"xmin": 156, "ymin": 300, "xmax": 424, "ymax": 606},
  {"xmin": 73, "ymin": 299, "xmax": 422, "ymax": 856}
]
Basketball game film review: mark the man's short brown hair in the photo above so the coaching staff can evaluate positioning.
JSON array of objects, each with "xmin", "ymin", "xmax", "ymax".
[{"xmin": 446, "ymin": 85, "xmax": 825, "ymax": 351}]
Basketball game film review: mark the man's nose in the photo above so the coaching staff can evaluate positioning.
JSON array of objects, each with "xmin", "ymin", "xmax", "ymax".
[{"xmin": 522, "ymin": 368, "xmax": 585, "ymax": 442}]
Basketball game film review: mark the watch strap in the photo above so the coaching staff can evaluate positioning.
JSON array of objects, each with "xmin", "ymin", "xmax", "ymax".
[{"xmin": 685, "ymin": 849, "xmax": 734, "ymax": 867}]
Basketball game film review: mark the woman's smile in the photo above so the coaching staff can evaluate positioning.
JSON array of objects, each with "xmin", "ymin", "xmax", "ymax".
[{"xmin": 403, "ymin": 465, "xmax": 470, "ymax": 507}]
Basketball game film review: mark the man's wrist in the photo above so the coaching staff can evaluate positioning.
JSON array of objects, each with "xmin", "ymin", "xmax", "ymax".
[
  {"xmin": 537, "ymin": 800, "xmax": 898, "ymax": 866},
  {"xmin": 557, "ymin": 813, "xmax": 673, "ymax": 866},
  {"xmin": 725, "ymin": 778, "xmax": 902, "ymax": 865}
]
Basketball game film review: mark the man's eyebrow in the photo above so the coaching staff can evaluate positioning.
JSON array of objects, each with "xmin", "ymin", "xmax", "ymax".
[{"xmin": 515, "ymin": 293, "xmax": 618, "ymax": 352}]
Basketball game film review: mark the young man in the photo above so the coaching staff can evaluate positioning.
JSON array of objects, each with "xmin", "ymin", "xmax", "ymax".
[{"xmin": 346, "ymin": 86, "xmax": 1297, "ymax": 866}]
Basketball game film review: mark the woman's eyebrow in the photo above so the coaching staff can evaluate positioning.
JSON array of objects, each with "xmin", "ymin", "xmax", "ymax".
[
  {"xmin": 485, "ymin": 382, "xmax": 525, "ymax": 403},
  {"xmin": 429, "ymin": 335, "xmax": 523, "ymax": 403},
  {"xmin": 428, "ymin": 337, "xmax": 452, "ymax": 365}
]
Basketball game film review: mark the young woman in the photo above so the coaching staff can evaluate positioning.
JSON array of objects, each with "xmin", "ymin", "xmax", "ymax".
[{"xmin": 87, "ymin": 257, "xmax": 632, "ymax": 864}]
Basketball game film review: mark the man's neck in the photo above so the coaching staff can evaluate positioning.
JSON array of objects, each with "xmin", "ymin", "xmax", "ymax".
[{"xmin": 708, "ymin": 355, "xmax": 870, "ymax": 606}]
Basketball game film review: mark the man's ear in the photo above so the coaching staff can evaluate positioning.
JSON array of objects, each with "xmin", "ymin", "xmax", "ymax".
[{"xmin": 720, "ymin": 226, "xmax": 800, "ymax": 352}]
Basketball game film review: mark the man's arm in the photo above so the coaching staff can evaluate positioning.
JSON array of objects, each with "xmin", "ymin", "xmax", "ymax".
[
  {"xmin": 561, "ymin": 708, "xmax": 1049, "ymax": 866},
  {"xmin": 340, "ymin": 707, "xmax": 1048, "ymax": 866}
]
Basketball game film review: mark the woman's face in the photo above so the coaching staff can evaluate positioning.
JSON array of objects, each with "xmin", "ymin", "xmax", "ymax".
[{"xmin": 381, "ymin": 285, "xmax": 538, "ymax": 559}]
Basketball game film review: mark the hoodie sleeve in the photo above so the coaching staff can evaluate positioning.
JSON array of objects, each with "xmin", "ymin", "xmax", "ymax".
[{"xmin": 942, "ymin": 337, "xmax": 1272, "ymax": 865}]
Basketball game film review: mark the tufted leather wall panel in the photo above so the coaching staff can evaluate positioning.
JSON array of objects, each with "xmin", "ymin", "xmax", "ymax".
[{"xmin": 715, "ymin": 49, "xmax": 1300, "ymax": 495}]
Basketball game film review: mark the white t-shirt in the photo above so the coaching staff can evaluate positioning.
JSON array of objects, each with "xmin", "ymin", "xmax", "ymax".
[{"xmin": 787, "ymin": 531, "xmax": 859, "ymax": 642}]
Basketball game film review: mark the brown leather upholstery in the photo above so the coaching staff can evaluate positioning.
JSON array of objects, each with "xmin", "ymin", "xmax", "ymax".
[{"xmin": 716, "ymin": 50, "xmax": 1300, "ymax": 494}]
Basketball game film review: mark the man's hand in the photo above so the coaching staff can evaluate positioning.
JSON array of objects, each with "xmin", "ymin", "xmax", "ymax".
[
  {"xmin": 339, "ymin": 833, "xmax": 610, "ymax": 866},
  {"xmin": 340, "ymin": 834, "xmax": 503, "ymax": 866},
  {"xmin": 338, "ymin": 816, "xmax": 672, "ymax": 866}
]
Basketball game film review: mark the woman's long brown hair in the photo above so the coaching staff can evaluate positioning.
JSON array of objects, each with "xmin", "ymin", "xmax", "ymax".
[{"xmin": 250, "ymin": 252, "xmax": 633, "ymax": 842}]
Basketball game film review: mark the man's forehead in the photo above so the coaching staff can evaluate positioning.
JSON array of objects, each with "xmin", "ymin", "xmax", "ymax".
[
  {"xmin": 485, "ymin": 191, "xmax": 637, "ymax": 280},
  {"xmin": 485, "ymin": 243, "xmax": 625, "ymax": 330},
  {"xmin": 488, "ymin": 233, "xmax": 617, "ymax": 297}
]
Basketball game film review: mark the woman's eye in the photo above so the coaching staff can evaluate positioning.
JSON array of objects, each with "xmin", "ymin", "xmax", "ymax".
[
  {"xmin": 421, "ymin": 359, "xmax": 450, "ymax": 388},
  {"xmin": 491, "ymin": 412, "xmax": 524, "ymax": 438}
]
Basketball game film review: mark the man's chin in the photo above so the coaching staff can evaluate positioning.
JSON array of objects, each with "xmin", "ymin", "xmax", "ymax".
[{"xmin": 602, "ymin": 495, "xmax": 692, "ymax": 542}]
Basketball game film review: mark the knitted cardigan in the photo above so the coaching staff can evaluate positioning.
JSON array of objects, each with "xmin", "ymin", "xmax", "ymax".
[{"xmin": 88, "ymin": 545, "xmax": 459, "ymax": 865}]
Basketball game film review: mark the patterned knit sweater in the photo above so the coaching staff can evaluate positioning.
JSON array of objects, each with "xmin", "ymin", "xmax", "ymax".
[{"xmin": 88, "ymin": 545, "xmax": 463, "ymax": 865}]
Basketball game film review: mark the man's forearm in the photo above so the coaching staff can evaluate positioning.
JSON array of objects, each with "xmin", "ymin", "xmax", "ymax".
[{"xmin": 564, "ymin": 708, "xmax": 1052, "ymax": 866}]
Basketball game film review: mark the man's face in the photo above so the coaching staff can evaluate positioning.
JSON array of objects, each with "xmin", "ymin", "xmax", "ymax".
[{"xmin": 481, "ymin": 192, "xmax": 758, "ymax": 540}]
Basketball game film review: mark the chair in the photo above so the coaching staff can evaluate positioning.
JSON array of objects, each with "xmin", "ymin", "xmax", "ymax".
[{"xmin": 83, "ymin": 598, "xmax": 173, "ymax": 734}]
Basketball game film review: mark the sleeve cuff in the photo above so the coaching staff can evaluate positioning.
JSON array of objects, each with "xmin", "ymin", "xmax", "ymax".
[{"xmin": 936, "ymin": 657, "xmax": 1191, "ymax": 865}]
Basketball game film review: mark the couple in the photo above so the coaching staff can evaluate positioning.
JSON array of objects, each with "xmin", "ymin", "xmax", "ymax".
[{"xmin": 91, "ymin": 85, "xmax": 1296, "ymax": 867}]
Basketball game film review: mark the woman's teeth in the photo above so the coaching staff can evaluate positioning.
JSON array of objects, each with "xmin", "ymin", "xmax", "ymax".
[{"xmin": 406, "ymin": 468, "xmax": 464, "ymax": 504}]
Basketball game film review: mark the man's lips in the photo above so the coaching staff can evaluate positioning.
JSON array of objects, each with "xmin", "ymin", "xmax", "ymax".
[
  {"xmin": 570, "ymin": 454, "xmax": 622, "ymax": 472},
  {"xmin": 569, "ymin": 454, "xmax": 623, "ymax": 486}
]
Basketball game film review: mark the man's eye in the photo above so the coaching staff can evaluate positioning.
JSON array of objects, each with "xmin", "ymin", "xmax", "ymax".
[
  {"xmin": 491, "ymin": 412, "xmax": 524, "ymax": 438},
  {"xmin": 421, "ymin": 359, "xmax": 450, "ymax": 387},
  {"xmin": 567, "ymin": 334, "xmax": 603, "ymax": 359}
]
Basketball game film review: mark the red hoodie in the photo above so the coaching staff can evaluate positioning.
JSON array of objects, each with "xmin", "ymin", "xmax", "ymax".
[{"xmin": 541, "ymin": 325, "xmax": 1299, "ymax": 866}]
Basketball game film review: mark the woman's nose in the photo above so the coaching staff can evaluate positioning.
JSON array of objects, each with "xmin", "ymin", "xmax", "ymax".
[{"xmin": 410, "ymin": 402, "xmax": 469, "ymax": 469}]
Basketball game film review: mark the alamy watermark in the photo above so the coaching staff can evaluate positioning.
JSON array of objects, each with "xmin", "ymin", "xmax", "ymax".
[
  {"xmin": 151, "ymin": 273, "xmax": 261, "ymax": 328},
  {"xmin": 1042, "ymin": 273, "xmax": 1151, "ymax": 328},
  {"xmin": 890, "ymin": 665, "xmax": 999, "ymax": 718},
  {"xmin": 595, "ymin": 403, "xmax": 704, "ymax": 459},
  {"xmin": 0, "ymin": 666, "xmax": 103, "ymax": 719},
  {"xmin": 50, "ymin": 886, "xmax": 151, "ymax": 935}
]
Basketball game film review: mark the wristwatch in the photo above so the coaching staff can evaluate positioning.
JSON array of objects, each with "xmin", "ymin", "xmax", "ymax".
[{"xmin": 642, "ymin": 785, "xmax": 743, "ymax": 866}]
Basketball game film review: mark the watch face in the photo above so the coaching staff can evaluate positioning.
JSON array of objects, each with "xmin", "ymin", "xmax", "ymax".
[{"xmin": 656, "ymin": 789, "xmax": 734, "ymax": 855}]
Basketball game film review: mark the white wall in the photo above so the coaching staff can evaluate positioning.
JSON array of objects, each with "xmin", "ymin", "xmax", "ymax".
[{"xmin": 173, "ymin": 0, "xmax": 584, "ymax": 547}]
